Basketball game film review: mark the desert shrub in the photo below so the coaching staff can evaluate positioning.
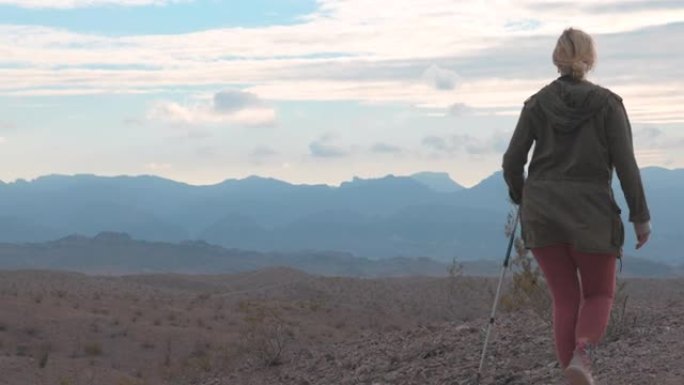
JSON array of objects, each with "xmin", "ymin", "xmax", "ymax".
[
  {"xmin": 141, "ymin": 341, "xmax": 156, "ymax": 350},
  {"xmin": 500, "ymin": 210, "xmax": 552, "ymax": 324},
  {"xmin": 604, "ymin": 280, "xmax": 637, "ymax": 342},
  {"xmin": 38, "ymin": 349, "xmax": 49, "ymax": 368},
  {"xmin": 15, "ymin": 345, "xmax": 29, "ymax": 356},
  {"xmin": 24, "ymin": 326, "xmax": 39, "ymax": 337},
  {"xmin": 83, "ymin": 342, "xmax": 103, "ymax": 356},
  {"xmin": 444, "ymin": 257, "xmax": 468, "ymax": 321},
  {"xmin": 37, "ymin": 342, "xmax": 51, "ymax": 368},
  {"xmin": 238, "ymin": 301, "xmax": 294, "ymax": 367}
]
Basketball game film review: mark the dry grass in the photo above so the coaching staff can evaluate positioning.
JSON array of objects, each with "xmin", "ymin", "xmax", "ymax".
[{"xmin": 0, "ymin": 268, "xmax": 679, "ymax": 385}]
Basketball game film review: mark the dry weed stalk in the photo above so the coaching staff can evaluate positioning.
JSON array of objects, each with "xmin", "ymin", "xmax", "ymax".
[
  {"xmin": 605, "ymin": 280, "xmax": 637, "ymax": 342},
  {"xmin": 500, "ymin": 209, "xmax": 552, "ymax": 324},
  {"xmin": 238, "ymin": 300, "xmax": 294, "ymax": 367}
]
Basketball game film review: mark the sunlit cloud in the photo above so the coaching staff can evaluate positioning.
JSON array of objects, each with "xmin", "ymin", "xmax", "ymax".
[
  {"xmin": 1, "ymin": 0, "xmax": 683, "ymax": 186},
  {"xmin": 147, "ymin": 90, "xmax": 276, "ymax": 128},
  {"xmin": 422, "ymin": 65, "xmax": 460, "ymax": 91},
  {"xmin": 1, "ymin": 1, "xmax": 683, "ymax": 123}
]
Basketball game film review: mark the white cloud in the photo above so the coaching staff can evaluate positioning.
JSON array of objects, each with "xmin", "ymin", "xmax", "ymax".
[
  {"xmin": 309, "ymin": 134, "xmax": 348, "ymax": 158},
  {"xmin": 447, "ymin": 103, "xmax": 471, "ymax": 116},
  {"xmin": 423, "ymin": 130, "xmax": 511, "ymax": 156},
  {"xmin": 371, "ymin": 142, "xmax": 403, "ymax": 155},
  {"xmin": 0, "ymin": 0, "xmax": 187, "ymax": 8},
  {"xmin": 0, "ymin": 1, "xmax": 683, "ymax": 123},
  {"xmin": 0, "ymin": 137, "xmax": 6, "ymax": 144},
  {"xmin": 422, "ymin": 64, "xmax": 460, "ymax": 90},
  {"xmin": 147, "ymin": 90, "xmax": 276, "ymax": 128}
]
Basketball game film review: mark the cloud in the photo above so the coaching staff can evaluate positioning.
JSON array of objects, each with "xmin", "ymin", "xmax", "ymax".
[
  {"xmin": 147, "ymin": 90, "xmax": 276, "ymax": 128},
  {"xmin": 1, "ymin": 1, "xmax": 683, "ymax": 122},
  {"xmin": 250, "ymin": 146, "xmax": 278, "ymax": 158},
  {"xmin": 370, "ymin": 142, "xmax": 403, "ymax": 154},
  {"xmin": 309, "ymin": 135, "xmax": 348, "ymax": 158},
  {"xmin": 585, "ymin": 1, "xmax": 684, "ymax": 13},
  {"xmin": 634, "ymin": 126, "xmax": 684, "ymax": 151},
  {"xmin": 422, "ymin": 136, "xmax": 450, "ymax": 153},
  {"xmin": 0, "ymin": 0, "xmax": 187, "ymax": 8},
  {"xmin": 635, "ymin": 127, "xmax": 663, "ymax": 144},
  {"xmin": 249, "ymin": 146, "xmax": 279, "ymax": 164},
  {"xmin": 422, "ymin": 64, "xmax": 460, "ymax": 90},
  {"xmin": 423, "ymin": 131, "xmax": 511, "ymax": 156},
  {"xmin": 447, "ymin": 103, "xmax": 472, "ymax": 116},
  {"xmin": 214, "ymin": 90, "xmax": 263, "ymax": 113},
  {"xmin": 0, "ymin": 136, "xmax": 6, "ymax": 144}
]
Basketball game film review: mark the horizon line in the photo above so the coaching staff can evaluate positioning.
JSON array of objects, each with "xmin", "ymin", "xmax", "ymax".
[{"xmin": 0, "ymin": 165, "xmax": 678, "ymax": 189}]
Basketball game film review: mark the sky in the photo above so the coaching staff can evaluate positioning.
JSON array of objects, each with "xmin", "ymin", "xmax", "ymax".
[{"xmin": 1, "ymin": 0, "xmax": 683, "ymax": 187}]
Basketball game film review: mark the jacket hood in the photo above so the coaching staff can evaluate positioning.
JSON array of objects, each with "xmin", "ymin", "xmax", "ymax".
[{"xmin": 535, "ymin": 76, "xmax": 611, "ymax": 134}]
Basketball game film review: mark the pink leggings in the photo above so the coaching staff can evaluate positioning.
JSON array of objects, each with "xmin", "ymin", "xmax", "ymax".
[{"xmin": 532, "ymin": 244, "xmax": 617, "ymax": 368}]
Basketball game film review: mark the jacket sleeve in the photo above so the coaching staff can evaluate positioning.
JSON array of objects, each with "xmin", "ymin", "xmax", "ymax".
[
  {"xmin": 502, "ymin": 103, "xmax": 535, "ymax": 205},
  {"xmin": 605, "ymin": 99, "xmax": 651, "ymax": 223}
]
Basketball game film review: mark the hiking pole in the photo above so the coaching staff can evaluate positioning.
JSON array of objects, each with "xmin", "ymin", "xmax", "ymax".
[{"xmin": 475, "ymin": 207, "xmax": 520, "ymax": 384}]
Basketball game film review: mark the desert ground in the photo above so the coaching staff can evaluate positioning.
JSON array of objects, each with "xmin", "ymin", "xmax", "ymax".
[{"xmin": 0, "ymin": 268, "xmax": 682, "ymax": 385}]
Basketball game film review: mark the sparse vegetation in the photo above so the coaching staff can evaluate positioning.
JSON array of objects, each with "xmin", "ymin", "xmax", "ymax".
[
  {"xmin": 500, "ymin": 210, "xmax": 552, "ymax": 323},
  {"xmin": 239, "ymin": 300, "xmax": 294, "ymax": 367},
  {"xmin": 605, "ymin": 280, "xmax": 637, "ymax": 342},
  {"xmin": 444, "ymin": 256, "xmax": 468, "ymax": 321},
  {"xmin": 84, "ymin": 341, "xmax": 103, "ymax": 356},
  {"xmin": 498, "ymin": 209, "xmax": 640, "ymax": 344},
  {"xmin": 0, "ymin": 267, "xmax": 677, "ymax": 384}
]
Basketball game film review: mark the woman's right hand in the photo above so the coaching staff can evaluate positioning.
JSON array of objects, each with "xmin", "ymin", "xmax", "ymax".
[{"xmin": 634, "ymin": 221, "xmax": 651, "ymax": 250}]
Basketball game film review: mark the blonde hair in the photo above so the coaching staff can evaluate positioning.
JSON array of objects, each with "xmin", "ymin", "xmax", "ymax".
[{"xmin": 552, "ymin": 28, "xmax": 596, "ymax": 79}]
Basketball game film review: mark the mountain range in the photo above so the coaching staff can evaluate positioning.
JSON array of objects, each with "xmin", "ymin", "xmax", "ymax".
[
  {"xmin": 0, "ymin": 232, "xmax": 679, "ymax": 277},
  {"xmin": 0, "ymin": 168, "xmax": 682, "ymax": 265}
]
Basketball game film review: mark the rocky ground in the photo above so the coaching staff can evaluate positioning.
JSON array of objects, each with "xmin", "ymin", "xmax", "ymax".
[
  {"xmin": 217, "ymin": 278, "xmax": 684, "ymax": 385},
  {"xmin": 0, "ymin": 270, "xmax": 682, "ymax": 385},
  {"xmin": 222, "ymin": 305, "xmax": 684, "ymax": 385}
]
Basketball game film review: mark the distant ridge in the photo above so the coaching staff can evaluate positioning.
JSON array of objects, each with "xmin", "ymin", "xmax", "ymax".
[
  {"xmin": 0, "ymin": 233, "xmax": 679, "ymax": 278},
  {"xmin": 410, "ymin": 172, "xmax": 464, "ymax": 192},
  {"xmin": 0, "ymin": 168, "xmax": 682, "ymax": 264}
]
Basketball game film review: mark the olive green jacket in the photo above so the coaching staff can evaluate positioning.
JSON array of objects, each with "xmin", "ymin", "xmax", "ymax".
[{"xmin": 502, "ymin": 76, "xmax": 651, "ymax": 255}]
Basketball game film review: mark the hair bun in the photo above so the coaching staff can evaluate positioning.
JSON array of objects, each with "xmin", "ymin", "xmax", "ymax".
[{"xmin": 571, "ymin": 61, "xmax": 589, "ymax": 78}]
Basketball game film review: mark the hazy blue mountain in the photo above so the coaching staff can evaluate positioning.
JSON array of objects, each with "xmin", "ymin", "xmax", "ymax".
[
  {"xmin": 0, "ymin": 233, "xmax": 678, "ymax": 277},
  {"xmin": 0, "ymin": 167, "xmax": 682, "ymax": 265},
  {"xmin": 0, "ymin": 216, "xmax": 62, "ymax": 243},
  {"xmin": 410, "ymin": 172, "xmax": 464, "ymax": 192}
]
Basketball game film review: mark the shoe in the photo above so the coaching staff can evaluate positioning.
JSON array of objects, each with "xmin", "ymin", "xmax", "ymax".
[{"xmin": 564, "ymin": 342, "xmax": 594, "ymax": 385}]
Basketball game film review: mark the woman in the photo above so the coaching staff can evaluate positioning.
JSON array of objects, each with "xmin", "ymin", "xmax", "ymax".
[{"xmin": 502, "ymin": 28, "xmax": 652, "ymax": 385}]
